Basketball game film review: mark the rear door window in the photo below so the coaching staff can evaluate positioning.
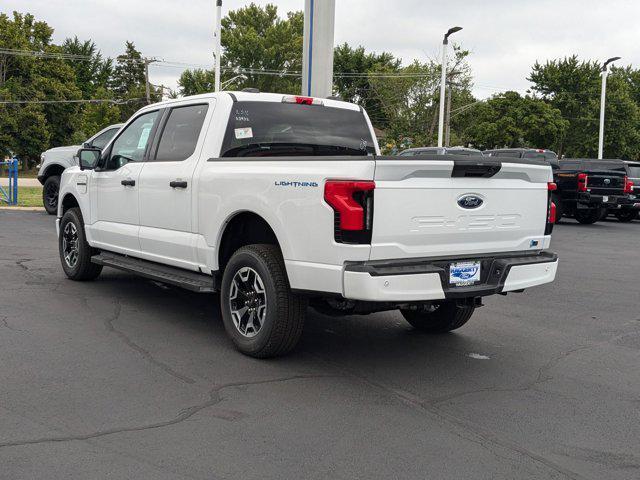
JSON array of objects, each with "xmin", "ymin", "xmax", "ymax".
[{"xmin": 154, "ymin": 104, "xmax": 209, "ymax": 161}]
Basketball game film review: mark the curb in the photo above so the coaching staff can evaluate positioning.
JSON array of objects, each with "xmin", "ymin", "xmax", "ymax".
[{"xmin": 0, "ymin": 206, "xmax": 47, "ymax": 212}]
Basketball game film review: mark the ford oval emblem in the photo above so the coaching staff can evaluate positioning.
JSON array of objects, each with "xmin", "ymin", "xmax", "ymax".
[{"xmin": 457, "ymin": 195, "xmax": 484, "ymax": 209}]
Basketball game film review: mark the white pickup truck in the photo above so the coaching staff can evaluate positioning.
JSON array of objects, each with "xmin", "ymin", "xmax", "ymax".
[{"xmin": 57, "ymin": 91, "xmax": 558, "ymax": 358}]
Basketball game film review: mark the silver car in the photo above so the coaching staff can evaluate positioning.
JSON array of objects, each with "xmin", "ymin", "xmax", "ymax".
[{"xmin": 37, "ymin": 124, "xmax": 123, "ymax": 214}]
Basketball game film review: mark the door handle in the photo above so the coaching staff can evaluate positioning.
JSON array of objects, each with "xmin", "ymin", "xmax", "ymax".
[
  {"xmin": 121, "ymin": 179, "xmax": 135, "ymax": 187},
  {"xmin": 170, "ymin": 180, "xmax": 188, "ymax": 189}
]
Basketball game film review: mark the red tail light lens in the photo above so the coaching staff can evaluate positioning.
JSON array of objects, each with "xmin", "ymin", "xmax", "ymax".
[
  {"xmin": 549, "ymin": 201, "xmax": 557, "ymax": 224},
  {"xmin": 282, "ymin": 95, "xmax": 323, "ymax": 106},
  {"xmin": 324, "ymin": 180, "xmax": 375, "ymax": 231},
  {"xmin": 624, "ymin": 176, "xmax": 634, "ymax": 194},
  {"xmin": 548, "ymin": 182, "xmax": 557, "ymax": 191},
  {"xmin": 577, "ymin": 173, "xmax": 588, "ymax": 192}
]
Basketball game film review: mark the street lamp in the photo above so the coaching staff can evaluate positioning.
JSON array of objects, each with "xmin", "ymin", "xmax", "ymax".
[
  {"xmin": 438, "ymin": 26, "xmax": 462, "ymax": 147},
  {"xmin": 598, "ymin": 56, "xmax": 621, "ymax": 159}
]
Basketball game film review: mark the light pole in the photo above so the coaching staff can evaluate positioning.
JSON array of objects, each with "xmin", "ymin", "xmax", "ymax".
[
  {"xmin": 438, "ymin": 26, "xmax": 462, "ymax": 147},
  {"xmin": 598, "ymin": 56, "xmax": 620, "ymax": 159},
  {"xmin": 214, "ymin": 0, "xmax": 222, "ymax": 92}
]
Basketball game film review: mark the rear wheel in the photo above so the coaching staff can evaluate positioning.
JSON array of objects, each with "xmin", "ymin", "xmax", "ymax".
[
  {"xmin": 43, "ymin": 175, "xmax": 60, "ymax": 215},
  {"xmin": 59, "ymin": 208, "xmax": 102, "ymax": 280},
  {"xmin": 400, "ymin": 301, "xmax": 475, "ymax": 333},
  {"xmin": 220, "ymin": 244, "xmax": 307, "ymax": 358},
  {"xmin": 575, "ymin": 208, "xmax": 603, "ymax": 225},
  {"xmin": 615, "ymin": 210, "xmax": 639, "ymax": 222}
]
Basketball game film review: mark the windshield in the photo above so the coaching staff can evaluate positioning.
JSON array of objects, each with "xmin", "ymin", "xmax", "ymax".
[{"xmin": 220, "ymin": 101, "xmax": 375, "ymax": 157}]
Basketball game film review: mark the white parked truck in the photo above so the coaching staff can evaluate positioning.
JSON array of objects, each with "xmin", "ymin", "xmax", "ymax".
[{"xmin": 57, "ymin": 91, "xmax": 558, "ymax": 357}]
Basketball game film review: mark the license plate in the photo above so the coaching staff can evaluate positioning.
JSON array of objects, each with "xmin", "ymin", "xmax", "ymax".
[
  {"xmin": 449, "ymin": 261, "xmax": 481, "ymax": 286},
  {"xmin": 603, "ymin": 196, "xmax": 609, "ymax": 203}
]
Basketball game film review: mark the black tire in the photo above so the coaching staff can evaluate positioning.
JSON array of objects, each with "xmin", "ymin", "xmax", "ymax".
[
  {"xmin": 575, "ymin": 208, "xmax": 603, "ymax": 225},
  {"xmin": 220, "ymin": 244, "xmax": 307, "ymax": 358},
  {"xmin": 401, "ymin": 301, "xmax": 475, "ymax": 333},
  {"xmin": 59, "ymin": 208, "xmax": 102, "ymax": 281},
  {"xmin": 43, "ymin": 175, "xmax": 60, "ymax": 215},
  {"xmin": 615, "ymin": 210, "xmax": 639, "ymax": 222}
]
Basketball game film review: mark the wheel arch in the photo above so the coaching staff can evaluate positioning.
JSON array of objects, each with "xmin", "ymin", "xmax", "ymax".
[
  {"xmin": 216, "ymin": 210, "xmax": 286, "ymax": 274},
  {"xmin": 41, "ymin": 163, "xmax": 66, "ymax": 179},
  {"xmin": 60, "ymin": 193, "xmax": 80, "ymax": 216}
]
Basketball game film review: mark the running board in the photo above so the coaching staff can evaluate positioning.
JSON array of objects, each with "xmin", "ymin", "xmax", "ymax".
[{"xmin": 92, "ymin": 252, "xmax": 215, "ymax": 293}]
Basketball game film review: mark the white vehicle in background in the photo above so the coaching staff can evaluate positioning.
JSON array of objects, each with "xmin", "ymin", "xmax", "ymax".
[
  {"xmin": 56, "ymin": 91, "xmax": 558, "ymax": 358},
  {"xmin": 37, "ymin": 124, "xmax": 123, "ymax": 214}
]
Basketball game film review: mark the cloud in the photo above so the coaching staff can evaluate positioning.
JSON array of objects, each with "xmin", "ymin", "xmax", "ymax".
[{"xmin": 2, "ymin": 0, "xmax": 637, "ymax": 98}]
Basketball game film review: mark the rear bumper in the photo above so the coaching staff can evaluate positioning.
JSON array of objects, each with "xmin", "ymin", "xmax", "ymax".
[
  {"xmin": 576, "ymin": 192, "xmax": 628, "ymax": 207},
  {"xmin": 343, "ymin": 251, "xmax": 558, "ymax": 302}
]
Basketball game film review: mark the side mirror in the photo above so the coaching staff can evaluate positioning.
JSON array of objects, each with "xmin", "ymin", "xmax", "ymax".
[{"xmin": 77, "ymin": 148, "xmax": 101, "ymax": 170}]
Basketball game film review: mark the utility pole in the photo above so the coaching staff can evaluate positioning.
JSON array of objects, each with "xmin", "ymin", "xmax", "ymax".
[
  {"xmin": 438, "ymin": 26, "xmax": 462, "ymax": 147},
  {"xmin": 598, "ymin": 56, "xmax": 621, "ymax": 159},
  {"xmin": 214, "ymin": 0, "xmax": 222, "ymax": 92},
  {"xmin": 143, "ymin": 58, "xmax": 160, "ymax": 104}
]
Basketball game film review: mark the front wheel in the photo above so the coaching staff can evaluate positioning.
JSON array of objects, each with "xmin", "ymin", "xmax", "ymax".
[
  {"xmin": 615, "ymin": 210, "xmax": 639, "ymax": 222},
  {"xmin": 575, "ymin": 208, "xmax": 603, "ymax": 225},
  {"xmin": 43, "ymin": 175, "xmax": 60, "ymax": 215},
  {"xmin": 59, "ymin": 208, "xmax": 102, "ymax": 280},
  {"xmin": 220, "ymin": 244, "xmax": 307, "ymax": 358},
  {"xmin": 400, "ymin": 301, "xmax": 475, "ymax": 333}
]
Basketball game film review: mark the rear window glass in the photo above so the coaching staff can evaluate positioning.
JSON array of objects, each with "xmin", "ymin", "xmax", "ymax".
[
  {"xmin": 220, "ymin": 101, "xmax": 375, "ymax": 157},
  {"xmin": 523, "ymin": 151, "xmax": 557, "ymax": 160},
  {"xmin": 495, "ymin": 151, "xmax": 521, "ymax": 158},
  {"xmin": 626, "ymin": 165, "xmax": 640, "ymax": 177},
  {"xmin": 587, "ymin": 162, "xmax": 626, "ymax": 172},
  {"xmin": 560, "ymin": 162, "xmax": 580, "ymax": 170}
]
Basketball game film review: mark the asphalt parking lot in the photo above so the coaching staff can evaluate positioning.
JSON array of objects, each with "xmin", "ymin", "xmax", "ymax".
[{"xmin": 1, "ymin": 211, "xmax": 639, "ymax": 480}]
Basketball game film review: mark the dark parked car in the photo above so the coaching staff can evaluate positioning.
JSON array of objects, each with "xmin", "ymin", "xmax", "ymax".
[
  {"xmin": 599, "ymin": 160, "xmax": 640, "ymax": 222},
  {"xmin": 399, "ymin": 147, "xmax": 484, "ymax": 156},
  {"xmin": 555, "ymin": 159, "xmax": 633, "ymax": 224},
  {"xmin": 483, "ymin": 148, "xmax": 559, "ymax": 168}
]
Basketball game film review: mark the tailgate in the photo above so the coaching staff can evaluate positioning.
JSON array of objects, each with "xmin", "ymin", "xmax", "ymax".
[
  {"xmin": 370, "ymin": 156, "xmax": 552, "ymax": 260},
  {"xmin": 583, "ymin": 170, "xmax": 625, "ymax": 195}
]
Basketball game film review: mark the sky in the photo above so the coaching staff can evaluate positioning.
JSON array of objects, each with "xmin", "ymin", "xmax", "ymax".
[{"xmin": 4, "ymin": 0, "xmax": 639, "ymax": 98}]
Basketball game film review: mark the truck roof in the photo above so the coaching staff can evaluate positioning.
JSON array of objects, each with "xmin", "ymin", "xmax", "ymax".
[{"xmin": 135, "ymin": 91, "xmax": 361, "ymax": 113}]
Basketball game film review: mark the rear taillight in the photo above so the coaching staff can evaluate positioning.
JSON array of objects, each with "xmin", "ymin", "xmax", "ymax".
[
  {"xmin": 324, "ymin": 180, "xmax": 375, "ymax": 243},
  {"xmin": 577, "ymin": 173, "xmax": 588, "ymax": 192},
  {"xmin": 549, "ymin": 202, "xmax": 557, "ymax": 224},
  {"xmin": 545, "ymin": 182, "xmax": 557, "ymax": 235},
  {"xmin": 624, "ymin": 176, "xmax": 634, "ymax": 194}
]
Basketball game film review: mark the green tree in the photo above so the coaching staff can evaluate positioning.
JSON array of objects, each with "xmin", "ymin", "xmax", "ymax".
[
  {"xmin": 529, "ymin": 56, "xmax": 640, "ymax": 158},
  {"xmin": 368, "ymin": 46, "xmax": 474, "ymax": 150},
  {"xmin": 0, "ymin": 12, "xmax": 80, "ymax": 167},
  {"xmin": 178, "ymin": 68, "xmax": 215, "ymax": 96},
  {"xmin": 462, "ymin": 91, "xmax": 568, "ymax": 150},
  {"xmin": 61, "ymin": 36, "xmax": 112, "ymax": 97},
  {"xmin": 333, "ymin": 43, "xmax": 401, "ymax": 128},
  {"xmin": 110, "ymin": 41, "xmax": 149, "ymax": 119},
  {"xmin": 221, "ymin": 3, "xmax": 303, "ymax": 93}
]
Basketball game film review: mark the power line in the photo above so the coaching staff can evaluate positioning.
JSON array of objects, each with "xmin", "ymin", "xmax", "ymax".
[{"xmin": 0, "ymin": 98, "xmax": 146, "ymax": 105}]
